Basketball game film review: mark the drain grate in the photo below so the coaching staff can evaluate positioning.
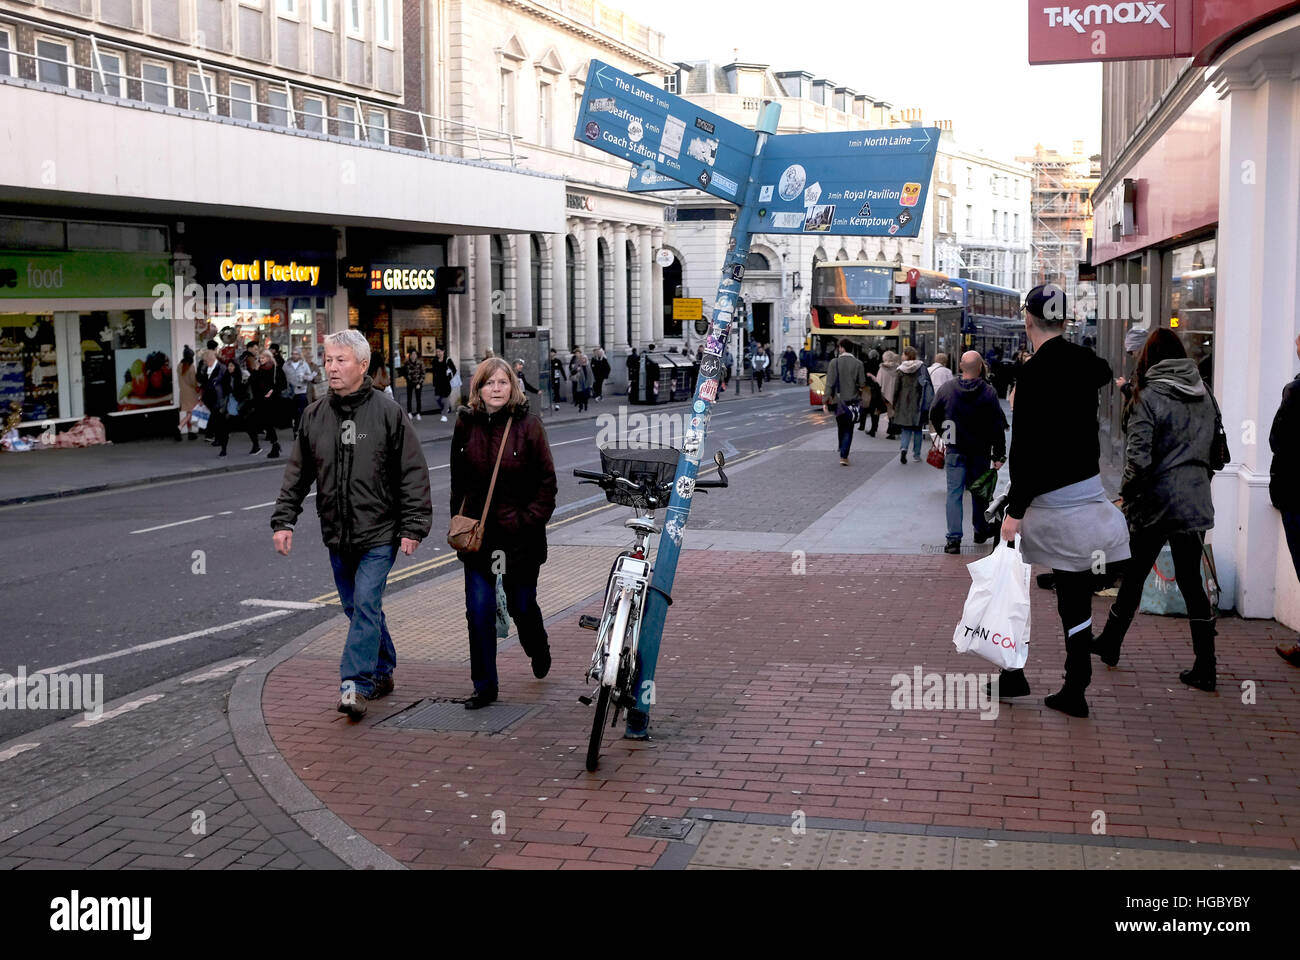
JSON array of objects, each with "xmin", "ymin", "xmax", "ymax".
[
  {"xmin": 377, "ymin": 698, "xmax": 535, "ymax": 733},
  {"xmin": 631, "ymin": 815, "xmax": 696, "ymax": 841}
]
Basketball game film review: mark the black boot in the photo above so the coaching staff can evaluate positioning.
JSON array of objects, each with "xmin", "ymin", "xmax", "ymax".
[
  {"xmin": 1090, "ymin": 605, "xmax": 1132, "ymax": 667},
  {"xmin": 1045, "ymin": 631, "xmax": 1092, "ymax": 718},
  {"xmin": 986, "ymin": 668, "xmax": 1031, "ymax": 700},
  {"xmin": 1180, "ymin": 618, "xmax": 1217, "ymax": 691}
]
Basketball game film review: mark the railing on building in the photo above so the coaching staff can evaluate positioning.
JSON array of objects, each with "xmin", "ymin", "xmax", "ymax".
[{"xmin": 0, "ymin": 14, "xmax": 524, "ymax": 167}]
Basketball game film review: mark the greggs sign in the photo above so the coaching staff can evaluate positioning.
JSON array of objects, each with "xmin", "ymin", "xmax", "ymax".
[{"xmin": 1028, "ymin": 0, "xmax": 1300, "ymax": 65}]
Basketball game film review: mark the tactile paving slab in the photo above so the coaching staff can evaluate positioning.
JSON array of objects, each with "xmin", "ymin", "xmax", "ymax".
[
  {"xmin": 822, "ymin": 830, "xmax": 956, "ymax": 870},
  {"xmin": 689, "ymin": 821, "xmax": 832, "ymax": 870},
  {"xmin": 1081, "ymin": 846, "xmax": 1300, "ymax": 871},
  {"xmin": 952, "ymin": 836, "xmax": 1085, "ymax": 870},
  {"xmin": 377, "ymin": 698, "xmax": 535, "ymax": 734}
]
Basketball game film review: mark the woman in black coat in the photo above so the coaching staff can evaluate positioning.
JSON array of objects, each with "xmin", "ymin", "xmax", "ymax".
[
  {"xmin": 450, "ymin": 358, "xmax": 558, "ymax": 708},
  {"xmin": 1094, "ymin": 329, "xmax": 1220, "ymax": 690}
]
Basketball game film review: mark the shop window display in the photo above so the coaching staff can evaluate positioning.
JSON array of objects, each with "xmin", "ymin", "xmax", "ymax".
[
  {"xmin": 0, "ymin": 314, "xmax": 59, "ymax": 421},
  {"xmin": 1164, "ymin": 239, "xmax": 1216, "ymax": 384}
]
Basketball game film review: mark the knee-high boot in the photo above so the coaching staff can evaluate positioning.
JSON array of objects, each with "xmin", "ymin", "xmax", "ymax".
[
  {"xmin": 1179, "ymin": 618, "xmax": 1217, "ymax": 692},
  {"xmin": 1090, "ymin": 604, "xmax": 1133, "ymax": 667},
  {"xmin": 1045, "ymin": 631, "xmax": 1092, "ymax": 718}
]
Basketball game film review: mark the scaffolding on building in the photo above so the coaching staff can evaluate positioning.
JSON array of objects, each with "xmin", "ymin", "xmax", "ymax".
[{"xmin": 1017, "ymin": 143, "xmax": 1100, "ymax": 294}]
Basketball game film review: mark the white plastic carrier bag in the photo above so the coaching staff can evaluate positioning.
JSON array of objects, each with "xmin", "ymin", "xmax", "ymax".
[{"xmin": 952, "ymin": 536, "xmax": 1032, "ymax": 670}]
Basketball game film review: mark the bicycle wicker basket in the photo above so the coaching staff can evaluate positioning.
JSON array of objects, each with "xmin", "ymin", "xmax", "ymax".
[{"xmin": 598, "ymin": 443, "xmax": 680, "ymax": 507}]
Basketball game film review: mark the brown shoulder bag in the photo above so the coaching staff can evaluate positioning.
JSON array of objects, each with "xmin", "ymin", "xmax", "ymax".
[{"xmin": 447, "ymin": 417, "xmax": 512, "ymax": 553}]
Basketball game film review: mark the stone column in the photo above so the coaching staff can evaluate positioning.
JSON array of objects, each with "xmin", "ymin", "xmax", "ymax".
[
  {"xmin": 473, "ymin": 234, "xmax": 492, "ymax": 362},
  {"xmin": 551, "ymin": 227, "xmax": 568, "ymax": 352},
  {"xmin": 613, "ymin": 224, "xmax": 629, "ymax": 351},
  {"xmin": 652, "ymin": 227, "xmax": 665, "ymax": 344},
  {"xmin": 1209, "ymin": 52, "xmax": 1300, "ymax": 625},
  {"xmin": 454, "ymin": 236, "xmax": 473, "ymax": 370},
  {"xmin": 637, "ymin": 225, "xmax": 654, "ymax": 350},
  {"xmin": 515, "ymin": 233, "xmax": 532, "ymax": 329},
  {"xmin": 583, "ymin": 220, "xmax": 600, "ymax": 351}
]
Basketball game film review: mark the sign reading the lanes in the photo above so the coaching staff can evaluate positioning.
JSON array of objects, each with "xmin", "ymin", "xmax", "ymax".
[
  {"xmin": 575, "ymin": 60, "xmax": 757, "ymax": 205},
  {"xmin": 744, "ymin": 128, "xmax": 940, "ymax": 237}
]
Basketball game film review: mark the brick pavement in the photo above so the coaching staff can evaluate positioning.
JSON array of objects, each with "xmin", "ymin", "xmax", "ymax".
[
  {"xmin": 263, "ymin": 549, "xmax": 1300, "ymax": 869},
  {"xmin": 0, "ymin": 723, "xmax": 345, "ymax": 870}
]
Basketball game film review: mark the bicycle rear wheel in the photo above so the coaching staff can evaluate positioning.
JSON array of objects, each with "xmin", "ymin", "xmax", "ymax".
[{"xmin": 586, "ymin": 684, "xmax": 611, "ymax": 771}]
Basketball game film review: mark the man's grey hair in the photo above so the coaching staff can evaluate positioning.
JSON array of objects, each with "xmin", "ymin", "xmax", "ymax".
[{"xmin": 325, "ymin": 330, "xmax": 370, "ymax": 368}]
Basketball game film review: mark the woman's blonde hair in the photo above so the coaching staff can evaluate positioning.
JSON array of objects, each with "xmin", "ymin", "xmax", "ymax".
[{"xmin": 467, "ymin": 357, "xmax": 525, "ymax": 413}]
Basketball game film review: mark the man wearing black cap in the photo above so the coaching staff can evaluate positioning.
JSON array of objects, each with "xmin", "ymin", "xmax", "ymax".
[{"xmin": 995, "ymin": 284, "xmax": 1131, "ymax": 718}]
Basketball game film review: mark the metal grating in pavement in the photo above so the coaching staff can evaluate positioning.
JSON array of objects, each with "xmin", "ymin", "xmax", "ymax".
[
  {"xmin": 631, "ymin": 816, "xmax": 696, "ymax": 841},
  {"xmin": 376, "ymin": 698, "xmax": 535, "ymax": 733}
]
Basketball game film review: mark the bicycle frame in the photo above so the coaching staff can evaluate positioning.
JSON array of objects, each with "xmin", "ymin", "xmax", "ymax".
[{"xmin": 591, "ymin": 526, "xmax": 653, "ymax": 692}]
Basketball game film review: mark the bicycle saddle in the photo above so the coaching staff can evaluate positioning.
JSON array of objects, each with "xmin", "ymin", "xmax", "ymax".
[{"xmin": 624, "ymin": 517, "xmax": 659, "ymax": 534}]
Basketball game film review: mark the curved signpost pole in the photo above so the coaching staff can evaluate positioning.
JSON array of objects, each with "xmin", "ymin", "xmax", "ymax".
[{"xmin": 625, "ymin": 101, "xmax": 783, "ymax": 739}]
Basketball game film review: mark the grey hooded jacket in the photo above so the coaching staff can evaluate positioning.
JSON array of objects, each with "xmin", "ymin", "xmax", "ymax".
[{"xmin": 1119, "ymin": 358, "xmax": 1216, "ymax": 532}]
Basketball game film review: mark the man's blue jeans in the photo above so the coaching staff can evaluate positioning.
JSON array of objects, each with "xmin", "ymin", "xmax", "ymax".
[
  {"xmin": 945, "ymin": 450, "xmax": 992, "ymax": 544},
  {"xmin": 899, "ymin": 426, "xmax": 923, "ymax": 458},
  {"xmin": 329, "ymin": 544, "xmax": 398, "ymax": 697},
  {"xmin": 834, "ymin": 412, "xmax": 855, "ymax": 458},
  {"xmin": 464, "ymin": 561, "xmax": 547, "ymax": 695}
]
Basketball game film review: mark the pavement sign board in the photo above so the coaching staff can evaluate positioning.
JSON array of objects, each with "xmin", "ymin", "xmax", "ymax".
[
  {"xmin": 575, "ymin": 60, "xmax": 758, "ymax": 204},
  {"xmin": 744, "ymin": 128, "xmax": 940, "ymax": 236}
]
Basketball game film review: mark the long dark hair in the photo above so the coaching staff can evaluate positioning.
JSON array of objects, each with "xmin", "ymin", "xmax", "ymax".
[{"xmin": 1131, "ymin": 328, "xmax": 1187, "ymax": 407}]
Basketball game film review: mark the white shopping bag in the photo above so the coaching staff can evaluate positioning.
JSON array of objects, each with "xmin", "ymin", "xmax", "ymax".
[{"xmin": 952, "ymin": 537, "xmax": 1032, "ymax": 670}]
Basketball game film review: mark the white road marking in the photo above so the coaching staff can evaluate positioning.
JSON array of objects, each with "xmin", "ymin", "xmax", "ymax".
[
  {"xmin": 218, "ymin": 510, "xmax": 233, "ymax": 515},
  {"xmin": 551, "ymin": 435, "xmax": 597, "ymax": 447},
  {"xmin": 0, "ymin": 611, "xmax": 293, "ymax": 692},
  {"xmin": 130, "ymin": 515, "xmax": 213, "ymax": 535},
  {"xmin": 427, "ymin": 464, "xmax": 449, "ymax": 471},
  {"xmin": 74, "ymin": 694, "xmax": 165, "ymax": 728},
  {"xmin": 0, "ymin": 743, "xmax": 39, "ymax": 762},
  {"xmin": 240, "ymin": 599, "xmax": 324, "ymax": 611},
  {"xmin": 181, "ymin": 659, "xmax": 257, "ymax": 684},
  {"xmin": 241, "ymin": 501, "xmax": 275, "ymax": 511}
]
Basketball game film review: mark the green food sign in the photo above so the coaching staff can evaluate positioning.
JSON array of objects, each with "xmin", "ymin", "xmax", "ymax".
[{"xmin": 0, "ymin": 251, "xmax": 173, "ymax": 299}]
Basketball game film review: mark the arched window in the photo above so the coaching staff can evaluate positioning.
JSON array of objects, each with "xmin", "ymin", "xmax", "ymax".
[
  {"xmin": 835, "ymin": 249, "xmax": 849, "ymax": 261},
  {"xmin": 745, "ymin": 251, "xmax": 770, "ymax": 270},
  {"xmin": 596, "ymin": 237, "xmax": 608, "ymax": 349},
  {"xmin": 625, "ymin": 239, "xmax": 635, "ymax": 347},
  {"xmin": 662, "ymin": 255, "xmax": 682, "ymax": 339},
  {"xmin": 530, "ymin": 234, "xmax": 543, "ymax": 326},
  {"xmin": 489, "ymin": 236, "xmax": 506, "ymax": 355},
  {"xmin": 565, "ymin": 235, "xmax": 577, "ymax": 348}
]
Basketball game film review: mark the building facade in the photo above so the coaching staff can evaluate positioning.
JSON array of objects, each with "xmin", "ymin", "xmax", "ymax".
[
  {"xmin": 0, "ymin": 0, "xmax": 562, "ymax": 439},
  {"xmin": 943, "ymin": 145, "xmax": 1033, "ymax": 292},
  {"xmin": 1090, "ymin": 5, "xmax": 1300, "ymax": 629}
]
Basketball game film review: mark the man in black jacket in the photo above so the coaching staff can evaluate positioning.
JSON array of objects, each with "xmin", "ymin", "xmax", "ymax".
[
  {"xmin": 270, "ymin": 330, "xmax": 433, "ymax": 719},
  {"xmin": 930, "ymin": 351, "xmax": 1007, "ymax": 554},
  {"xmin": 1273, "ymin": 334, "xmax": 1300, "ymax": 668}
]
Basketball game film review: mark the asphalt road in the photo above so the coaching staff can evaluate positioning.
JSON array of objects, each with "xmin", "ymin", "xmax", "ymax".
[{"xmin": 0, "ymin": 389, "xmax": 823, "ymax": 742}]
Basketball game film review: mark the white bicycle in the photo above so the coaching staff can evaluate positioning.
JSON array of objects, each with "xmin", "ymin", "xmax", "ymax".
[{"xmin": 573, "ymin": 443, "xmax": 728, "ymax": 771}]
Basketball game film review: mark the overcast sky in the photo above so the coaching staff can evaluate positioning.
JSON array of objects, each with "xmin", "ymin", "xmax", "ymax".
[{"xmin": 615, "ymin": 0, "xmax": 1102, "ymax": 162}]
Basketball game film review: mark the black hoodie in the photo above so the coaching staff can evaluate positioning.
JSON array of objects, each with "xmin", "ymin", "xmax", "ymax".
[{"xmin": 929, "ymin": 375, "xmax": 1007, "ymax": 461}]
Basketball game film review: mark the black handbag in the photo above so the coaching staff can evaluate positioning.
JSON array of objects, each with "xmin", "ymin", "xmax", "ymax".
[{"xmin": 1207, "ymin": 391, "xmax": 1230, "ymax": 471}]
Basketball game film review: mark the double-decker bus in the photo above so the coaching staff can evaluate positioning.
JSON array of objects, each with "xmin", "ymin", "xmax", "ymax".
[{"xmin": 806, "ymin": 261, "xmax": 964, "ymax": 406}]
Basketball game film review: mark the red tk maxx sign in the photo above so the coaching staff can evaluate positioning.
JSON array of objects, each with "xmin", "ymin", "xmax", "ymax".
[{"xmin": 1028, "ymin": 0, "xmax": 1300, "ymax": 65}]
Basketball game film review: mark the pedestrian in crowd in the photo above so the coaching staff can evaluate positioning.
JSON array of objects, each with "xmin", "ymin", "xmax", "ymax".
[
  {"xmin": 782, "ymin": 345, "xmax": 797, "ymax": 383},
  {"xmin": 824, "ymin": 338, "xmax": 866, "ymax": 467},
  {"xmin": 372, "ymin": 358, "xmax": 392, "ymax": 399},
  {"xmin": 752, "ymin": 343, "xmax": 770, "ymax": 391},
  {"xmin": 799, "ymin": 344, "xmax": 816, "ymax": 384},
  {"xmin": 450, "ymin": 357, "xmax": 557, "ymax": 709},
  {"xmin": 1271, "ymin": 333, "xmax": 1300, "ymax": 668},
  {"xmin": 272, "ymin": 330, "xmax": 432, "ymax": 720},
  {"xmin": 930, "ymin": 350, "xmax": 1007, "ymax": 554},
  {"xmin": 723, "ymin": 345, "xmax": 734, "ymax": 391},
  {"xmin": 863, "ymin": 348, "xmax": 882, "ymax": 377},
  {"xmin": 247, "ymin": 350, "xmax": 284, "ymax": 458},
  {"xmin": 590, "ymin": 346, "xmax": 611, "ymax": 402},
  {"xmin": 270, "ymin": 342, "xmax": 291, "ymax": 428},
  {"xmin": 1114, "ymin": 326, "xmax": 1150, "ymax": 414},
  {"xmin": 997, "ymin": 284, "xmax": 1130, "ymax": 718},
  {"xmin": 176, "ymin": 346, "xmax": 200, "ymax": 441},
  {"xmin": 551, "ymin": 348, "xmax": 567, "ymax": 410},
  {"xmin": 514, "ymin": 358, "xmax": 541, "ymax": 399},
  {"xmin": 1091, "ymin": 328, "xmax": 1219, "ymax": 690},
  {"xmin": 856, "ymin": 365, "xmax": 885, "ymax": 436},
  {"xmin": 225, "ymin": 357, "xmax": 249, "ymax": 442},
  {"xmin": 928, "ymin": 352, "xmax": 955, "ymax": 395},
  {"xmin": 878, "ymin": 350, "xmax": 901, "ymax": 439},
  {"xmin": 401, "ymin": 349, "xmax": 425, "ymax": 421},
  {"xmin": 570, "ymin": 350, "xmax": 593, "ymax": 412},
  {"xmin": 284, "ymin": 348, "xmax": 313, "ymax": 437},
  {"xmin": 891, "ymin": 346, "xmax": 928, "ymax": 464}
]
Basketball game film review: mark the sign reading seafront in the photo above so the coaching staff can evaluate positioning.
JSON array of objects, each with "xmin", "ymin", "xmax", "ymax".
[{"xmin": 575, "ymin": 61, "xmax": 758, "ymax": 205}]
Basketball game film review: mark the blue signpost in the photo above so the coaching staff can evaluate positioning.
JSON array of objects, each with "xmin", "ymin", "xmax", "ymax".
[{"xmin": 572, "ymin": 60, "xmax": 940, "ymax": 738}]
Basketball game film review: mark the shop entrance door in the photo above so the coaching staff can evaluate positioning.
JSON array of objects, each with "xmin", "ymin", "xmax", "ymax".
[
  {"xmin": 77, "ymin": 313, "xmax": 117, "ymax": 418},
  {"xmin": 751, "ymin": 303, "xmax": 771, "ymax": 346}
]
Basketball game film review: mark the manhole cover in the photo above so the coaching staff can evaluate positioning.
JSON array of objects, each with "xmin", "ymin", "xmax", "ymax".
[
  {"xmin": 377, "ymin": 698, "xmax": 535, "ymax": 733},
  {"xmin": 631, "ymin": 816, "xmax": 695, "ymax": 841}
]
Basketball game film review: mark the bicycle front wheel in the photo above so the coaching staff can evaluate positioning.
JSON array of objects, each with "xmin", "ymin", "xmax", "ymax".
[{"xmin": 585, "ymin": 683, "xmax": 611, "ymax": 772}]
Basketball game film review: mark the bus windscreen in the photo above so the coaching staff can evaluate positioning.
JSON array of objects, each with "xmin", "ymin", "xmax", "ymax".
[{"xmin": 812, "ymin": 265, "xmax": 893, "ymax": 307}]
